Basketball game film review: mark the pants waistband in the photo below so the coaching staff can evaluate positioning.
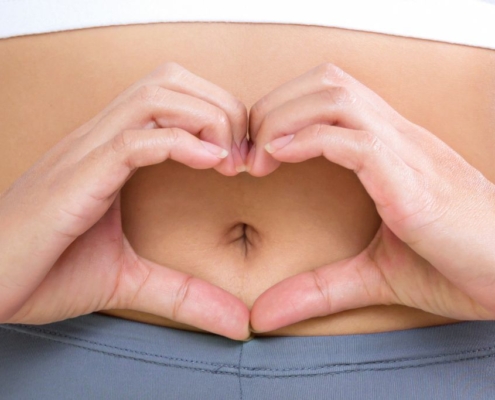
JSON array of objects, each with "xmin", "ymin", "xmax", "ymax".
[{"xmin": 2, "ymin": 313, "xmax": 495, "ymax": 378}]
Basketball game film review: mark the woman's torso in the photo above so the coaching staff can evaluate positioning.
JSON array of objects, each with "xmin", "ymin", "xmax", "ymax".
[{"xmin": 1, "ymin": 22, "xmax": 494, "ymax": 336}]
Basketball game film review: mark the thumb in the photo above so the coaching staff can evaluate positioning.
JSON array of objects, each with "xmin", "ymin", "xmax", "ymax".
[
  {"xmin": 106, "ymin": 249, "xmax": 251, "ymax": 341},
  {"xmin": 250, "ymin": 252, "xmax": 395, "ymax": 333}
]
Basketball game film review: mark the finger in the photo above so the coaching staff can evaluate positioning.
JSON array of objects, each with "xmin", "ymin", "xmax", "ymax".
[
  {"xmin": 265, "ymin": 120, "xmax": 495, "ymax": 315},
  {"xmin": 249, "ymin": 62, "xmax": 408, "ymax": 142},
  {"xmin": 78, "ymin": 62, "xmax": 248, "ymax": 149},
  {"xmin": 76, "ymin": 86, "xmax": 240, "ymax": 175},
  {"xmin": 230, "ymin": 137, "xmax": 247, "ymax": 172},
  {"xmin": 250, "ymin": 221, "xmax": 495, "ymax": 333},
  {"xmin": 250, "ymin": 252, "xmax": 393, "ymax": 333},
  {"xmin": 263, "ymin": 124, "xmax": 429, "ymax": 240},
  {"xmin": 65, "ymin": 128, "xmax": 231, "ymax": 236},
  {"xmin": 3, "ymin": 126, "xmax": 230, "ymax": 294},
  {"xmin": 109, "ymin": 254, "xmax": 251, "ymax": 341},
  {"xmin": 142, "ymin": 62, "xmax": 248, "ymax": 148},
  {"xmin": 4, "ymin": 211, "xmax": 251, "ymax": 340},
  {"xmin": 247, "ymin": 87, "xmax": 398, "ymax": 176},
  {"xmin": 279, "ymin": 123, "xmax": 495, "ymax": 302}
]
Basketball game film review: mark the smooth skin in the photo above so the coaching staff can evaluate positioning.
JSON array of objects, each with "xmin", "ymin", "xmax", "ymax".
[
  {"xmin": 1, "ymin": 60, "xmax": 494, "ymax": 340},
  {"xmin": 248, "ymin": 62, "xmax": 495, "ymax": 332}
]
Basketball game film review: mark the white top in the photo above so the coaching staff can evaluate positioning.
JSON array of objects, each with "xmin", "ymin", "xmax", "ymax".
[{"xmin": 1, "ymin": 0, "xmax": 495, "ymax": 50}]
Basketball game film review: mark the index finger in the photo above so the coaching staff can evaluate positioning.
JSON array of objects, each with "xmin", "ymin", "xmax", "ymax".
[
  {"xmin": 145, "ymin": 62, "xmax": 249, "ymax": 147},
  {"xmin": 249, "ymin": 62, "xmax": 407, "ymax": 142},
  {"xmin": 79, "ymin": 62, "xmax": 248, "ymax": 148}
]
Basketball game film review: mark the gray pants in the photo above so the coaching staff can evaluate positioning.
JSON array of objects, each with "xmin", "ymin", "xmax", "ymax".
[{"xmin": 1, "ymin": 313, "xmax": 495, "ymax": 399}]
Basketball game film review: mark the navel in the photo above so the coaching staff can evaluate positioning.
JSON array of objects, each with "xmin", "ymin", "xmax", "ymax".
[{"xmin": 222, "ymin": 222, "xmax": 261, "ymax": 257}]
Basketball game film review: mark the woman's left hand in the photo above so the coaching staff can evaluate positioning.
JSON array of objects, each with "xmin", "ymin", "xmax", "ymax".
[{"xmin": 246, "ymin": 62, "xmax": 495, "ymax": 333}]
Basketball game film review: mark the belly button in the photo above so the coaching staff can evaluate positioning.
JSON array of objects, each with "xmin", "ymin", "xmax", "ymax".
[{"xmin": 224, "ymin": 222, "xmax": 261, "ymax": 255}]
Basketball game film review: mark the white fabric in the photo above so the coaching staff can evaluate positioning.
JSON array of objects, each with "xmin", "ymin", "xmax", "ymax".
[{"xmin": 0, "ymin": 0, "xmax": 494, "ymax": 50}]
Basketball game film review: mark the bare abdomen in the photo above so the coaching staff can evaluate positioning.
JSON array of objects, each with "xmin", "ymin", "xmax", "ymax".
[{"xmin": 1, "ymin": 22, "xmax": 494, "ymax": 335}]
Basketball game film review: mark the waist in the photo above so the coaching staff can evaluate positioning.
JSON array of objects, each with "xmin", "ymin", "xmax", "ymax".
[
  {"xmin": 101, "ymin": 157, "xmax": 458, "ymax": 335},
  {"xmin": 1, "ymin": 22, "xmax": 494, "ymax": 336}
]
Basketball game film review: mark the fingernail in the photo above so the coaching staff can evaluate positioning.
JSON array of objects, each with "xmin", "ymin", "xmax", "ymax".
[
  {"xmin": 231, "ymin": 141, "xmax": 247, "ymax": 173},
  {"xmin": 246, "ymin": 143, "xmax": 256, "ymax": 172},
  {"xmin": 265, "ymin": 134, "xmax": 295, "ymax": 154},
  {"xmin": 240, "ymin": 137, "xmax": 249, "ymax": 161},
  {"xmin": 249, "ymin": 322, "xmax": 261, "ymax": 334},
  {"xmin": 240, "ymin": 332, "xmax": 255, "ymax": 342},
  {"xmin": 200, "ymin": 140, "xmax": 229, "ymax": 158}
]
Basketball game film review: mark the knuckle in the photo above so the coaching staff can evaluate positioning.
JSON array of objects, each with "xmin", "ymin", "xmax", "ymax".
[
  {"xmin": 249, "ymin": 96, "xmax": 267, "ymax": 123},
  {"xmin": 213, "ymin": 109, "xmax": 231, "ymax": 131},
  {"xmin": 310, "ymin": 123, "xmax": 326, "ymax": 140},
  {"xmin": 119, "ymin": 261, "xmax": 152, "ymax": 310},
  {"xmin": 120, "ymin": 63, "xmax": 185, "ymax": 108},
  {"xmin": 156, "ymin": 61, "xmax": 190, "ymax": 87},
  {"xmin": 250, "ymin": 97, "xmax": 264, "ymax": 115},
  {"xmin": 85, "ymin": 146, "xmax": 102, "ymax": 166},
  {"xmin": 110, "ymin": 129, "xmax": 134, "ymax": 155},
  {"xmin": 319, "ymin": 62, "xmax": 349, "ymax": 86},
  {"xmin": 359, "ymin": 130, "xmax": 382, "ymax": 154},
  {"xmin": 310, "ymin": 269, "xmax": 332, "ymax": 311},
  {"xmin": 231, "ymin": 99, "xmax": 248, "ymax": 123},
  {"xmin": 322, "ymin": 86, "xmax": 357, "ymax": 108},
  {"xmin": 172, "ymin": 275, "xmax": 194, "ymax": 321},
  {"xmin": 163, "ymin": 127, "xmax": 182, "ymax": 147},
  {"xmin": 350, "ymin": 130, "xmax": 381, "ymax": 174},
  {"xmin": 108, "ymin": 130, "xmax": 145, "ymax": 172},
  {"xmin": 135, "ymin": 84, "xmax": 167, "ymax": 104},
  {"xmin": 154, "ymin": 61, "xmax": 184, "ymax": 77}
]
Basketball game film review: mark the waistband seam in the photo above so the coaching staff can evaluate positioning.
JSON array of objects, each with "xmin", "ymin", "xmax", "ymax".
[
  {"xmin": 5, "ymin": 326, "xmax": 495, "ymax": 379},
  {"xmin": 1, "ymin": 324, "xmax": 239, "ymax": 369},
  {"xmin": 3, "ymin": 324, "xmax": 495, "ymax": 377},
  {"xmin": 239, "ymin": 353, "xmax": 495, "ymax": 379},
  {"xmin": 1, "ymin": 326, "xmax": 241, "ymax": 376}
]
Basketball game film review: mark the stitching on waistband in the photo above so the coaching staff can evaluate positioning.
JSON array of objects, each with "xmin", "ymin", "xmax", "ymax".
[
  {"xmin": 238, "ymin": 344, "xmax": 244, "ymax": 400},
  {"xmin": 2, "ymin": 326, "xmax": 495, "ymax": 378},
  {"xmin": 1, "ymin": 328, "xmax": 240, "ymax": 376},
  {"xmin": 4, "ymin": 324, "xmax": 495, "ymax": 371},
  {"xmin": 239, "ymin": 353, "xmax": 495, "ymax": 379},
  {"xmin": 0, "ymin": 325, "xmax": 239, "ymax": 369},
  {"xmin": 3, "ymin": 324, "xmax": 495, "ymax": 372}
]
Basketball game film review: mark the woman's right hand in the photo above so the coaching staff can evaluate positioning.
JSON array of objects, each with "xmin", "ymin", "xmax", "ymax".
[{"xmin": 0, "ymin": 62, "xmax": 251, "ymax": 341}]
